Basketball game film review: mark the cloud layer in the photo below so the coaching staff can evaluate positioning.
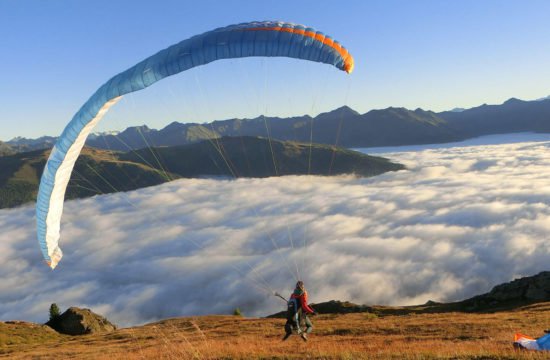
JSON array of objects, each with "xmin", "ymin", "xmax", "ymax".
[{"xmin": 1, "ymin": 134, "xmax": 550, "ymax": 326}]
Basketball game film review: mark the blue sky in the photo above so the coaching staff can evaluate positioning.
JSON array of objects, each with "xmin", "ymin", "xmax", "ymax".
[{"xmin": 1, "ymin": 0, "xmax": 549, "ymax": 140}]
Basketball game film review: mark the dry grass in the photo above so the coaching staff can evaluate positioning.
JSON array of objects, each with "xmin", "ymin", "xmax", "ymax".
[{"xmin": 2, "ymin": 302, "xmax": 550, "ymax": 359}]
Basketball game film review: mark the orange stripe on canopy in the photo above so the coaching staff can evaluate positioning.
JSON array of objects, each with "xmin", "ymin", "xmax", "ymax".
[
  {"xmin": 245, "ymin": 27, "xmax": 354, "ymax": 73},
  {"xmin": 515, "ymin": 333, "xmax": 535, "ymax": 341}
]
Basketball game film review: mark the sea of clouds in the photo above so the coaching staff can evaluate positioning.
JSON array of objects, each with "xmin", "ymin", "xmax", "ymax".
[{"xmin": 1, "ymin": 134, "xmax": 550, "ymax": 326}]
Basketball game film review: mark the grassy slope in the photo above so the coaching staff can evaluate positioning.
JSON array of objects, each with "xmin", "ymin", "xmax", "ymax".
[
  {"xmin": 0, "ymin": 148, "xmax": 168, "ymax": 209},
  {"xmin": 0, "ymin": 149, "xmax": 47, "ymax": 208},
  {"xmin": 0, "ymin": 141, "xmax": 13, "ymax": 156},
  {"xmin": 1, "ymin": 302, "xmax": 549, "ymax": 359},
  {"xmin": 0, "ymin": 137, "xmax": 404, "ymax": 209},
  {"xmin": 123, "ymin": 136, "xmax": 404, "ymax": 178}
]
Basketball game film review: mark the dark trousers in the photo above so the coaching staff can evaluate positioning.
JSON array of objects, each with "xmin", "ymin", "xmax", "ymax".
[{"xmin": 285, "ymin": 312, "xmax": 313, "ymax": 335}]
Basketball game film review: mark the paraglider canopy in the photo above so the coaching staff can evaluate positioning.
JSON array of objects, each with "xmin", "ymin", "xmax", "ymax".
[
  {"xmin": 514, "ymin": 333, "xmax": 550, "ymax": 351},
  {"xmin": 36, "ymin": 20, "xmax": 354, "ymax": 269}
]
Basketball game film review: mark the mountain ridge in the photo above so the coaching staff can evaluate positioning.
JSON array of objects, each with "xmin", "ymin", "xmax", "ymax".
[{"xmin": 6, "ymin": 97, "xmax": 550, "ymax": 153}]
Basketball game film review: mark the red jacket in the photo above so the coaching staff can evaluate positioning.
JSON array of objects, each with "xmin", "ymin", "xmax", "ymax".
[{"xmin": 291, "ymin": 290, "xmax": 315, "ymax": 314}]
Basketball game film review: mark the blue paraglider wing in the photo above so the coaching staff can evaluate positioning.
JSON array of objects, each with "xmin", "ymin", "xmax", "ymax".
[{"xmin": 36, "ymin": 21, "xmax": 354, "ymax": 269}]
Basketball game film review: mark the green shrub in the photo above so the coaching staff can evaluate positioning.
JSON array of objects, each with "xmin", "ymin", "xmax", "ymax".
[
  {"xmin": 49, "ymin": 303, "xmax": 61, "ymax": 321},
  {"xmin": 364, "ymin": 312, "xmax": 378, "ymax": 320}
]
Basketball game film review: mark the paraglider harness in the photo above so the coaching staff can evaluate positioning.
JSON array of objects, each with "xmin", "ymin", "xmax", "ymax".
[
  {"xmin": 285, "ymin": 297, "xmax": 303, "ymax": 335},
  {"xmin": 275, "ymin": 291, "xmax": 313, "ymax": 339}
]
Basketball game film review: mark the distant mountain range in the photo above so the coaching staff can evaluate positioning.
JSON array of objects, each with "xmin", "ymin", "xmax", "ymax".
[
  {"xmin": 0, "ymin": 136, "xmax": 403, "ymax": 209},
  {"xmin": 4, "ymin": 97, "xmax": 550, "ymax": 154},
  {"xmin": 4, "ymin": 136, "xmax": 57, "ymax": 153}
]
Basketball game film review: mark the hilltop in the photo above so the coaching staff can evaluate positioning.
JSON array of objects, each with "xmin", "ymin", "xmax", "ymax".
[
  {"xmin": 0, "ymin": 136, "xmax": 404, "ymax": 209},
  {"xmin": 1, "ymin": 272, "xmax": 549, "ymax": 359},
  {"xmin": 2, "ymin": 306, "xmax": 549, "ymax": 359}
]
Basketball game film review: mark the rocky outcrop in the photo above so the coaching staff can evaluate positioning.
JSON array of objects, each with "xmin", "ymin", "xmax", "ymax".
[
  {"xmin": 46, "ymin": 307, "xmax": 116, "ymax": 335},
  {"xmin": 488, "ymin": 272, "xmax": 550, "ymax": 301},
  {"xmin": 459, "ymin": 272, "xmax": 550, "ymax": 311},
  {"xmin": 266, "ymin": 300, "xmax": 377, "ymax": 318},
  {"xmin": 310, "ymin": 300, "xmax": 373, "ymax": 314}
]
